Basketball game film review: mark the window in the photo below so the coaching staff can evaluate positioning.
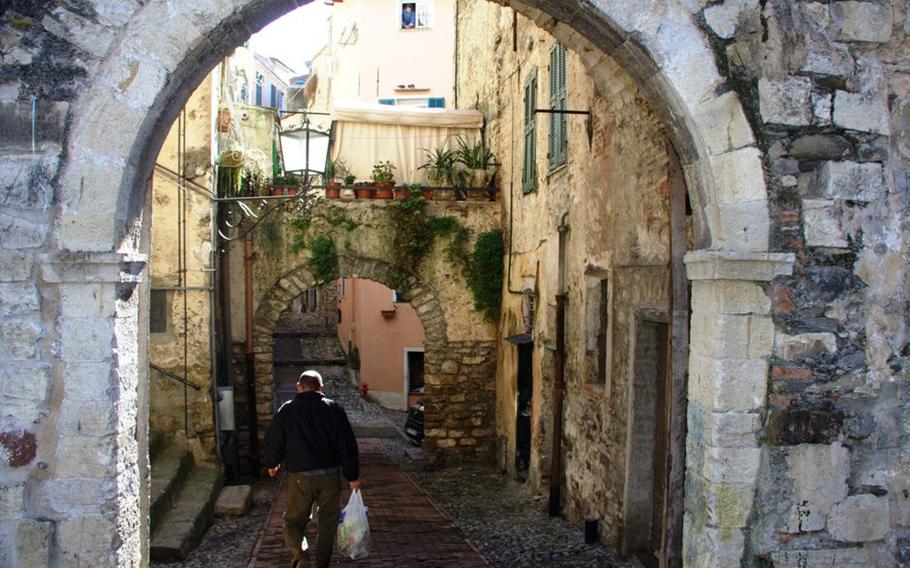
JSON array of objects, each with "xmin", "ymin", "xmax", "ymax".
[
  {"xmin": 270, "ymin": 84, "xmax": 278, "ymax": 108},
  {"xmin": 393, "ymin": 290, "xmax": 408, "ymax": 303},
  {"xmin": 548, "ymin": 43, "xmax": 568, "ymax": 170},
  {"xmin": 255, "ymin": 72, "xmax": 263, "ymax": 106},
  {"xmin": 150, "ymin": 290, "xmax": 168, "ymax": 334},
  {"xmin": 522, "ymin": 72, "xmax": 538, "ymax": 193},
  {"xmin": 377, "ymin": 97, "xmax": 444, "ymax": 108},
  {"xmin": 400, "ymin": 2, "xmax": 433, "ymax": 30},
  {"xmin": 277, "ymin": 91, "xmax": 285, "ymax": 111}
]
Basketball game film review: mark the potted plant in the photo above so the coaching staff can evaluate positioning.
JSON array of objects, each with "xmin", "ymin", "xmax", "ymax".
[
  {"xmin": 354, "ymin": 181, "xmax": 374, "ymax": 200},
  {"xmin": 341, "ymin": 173, "xmax": 357, "ymax": 200},
  {"xmin": 323, "ymin": 158, "xmax": 348, "ymax": 199},
  {"xmin": 454, "ymin": 136, "xmax": 496, "ymax": 198},
  {"xmin": 393, "ymin": 183, "xmax": 416, "ymax": 200},
  {"xmin": 371, "ymin": 161, "xmax": 396, "ymax": 199},
  {"xmin": 271, "ymin": 173, "xmax": 302, "ymax": 196},
  {"xmin": 419, "ymin": 146, "xmax": 455, "ymax": 187}
]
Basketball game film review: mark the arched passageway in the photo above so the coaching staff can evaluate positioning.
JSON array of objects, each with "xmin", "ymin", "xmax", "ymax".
[{"xmin": 30, "ymin": 0, "xmax": 909, "ymax": 566}]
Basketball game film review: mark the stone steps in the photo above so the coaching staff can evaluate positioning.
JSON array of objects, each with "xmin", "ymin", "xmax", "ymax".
[
  {"xmin": 149, "ymin": 466, "xmax": 223, "ymax": 562},
  {"xmin": 149, "ymin": 438, "xmax": 193, "ymax": 535}
]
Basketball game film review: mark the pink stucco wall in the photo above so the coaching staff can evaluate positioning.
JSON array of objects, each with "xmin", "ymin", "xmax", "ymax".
[{"xmin": 337, "ymin": 278, "xmax": 425, "ymax": 410}]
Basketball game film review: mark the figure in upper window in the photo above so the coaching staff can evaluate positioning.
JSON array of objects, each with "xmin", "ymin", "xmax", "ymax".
[{"xmin": 401, "ymin": 3, "xmax": 416, "ymax": 29}]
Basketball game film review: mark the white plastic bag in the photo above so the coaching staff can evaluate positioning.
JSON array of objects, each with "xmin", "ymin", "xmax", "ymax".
[{"xmin": 337, "ymin": 488, "xmax": 370, "ymax": 559}]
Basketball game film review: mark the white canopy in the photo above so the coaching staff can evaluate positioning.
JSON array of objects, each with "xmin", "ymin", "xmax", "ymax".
[{"xmin": 328, "ymin": 103, "xmax": 484, "ymax": 185}]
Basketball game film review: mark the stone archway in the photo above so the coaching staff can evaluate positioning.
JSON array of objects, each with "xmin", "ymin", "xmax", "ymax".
[
  {"xmin": 248, "ymin": 254, "xmax": 491, "ymax": 462},
  {"xmin": 8, "ymin": 1, "xmax": 802, "ymax": 566}
]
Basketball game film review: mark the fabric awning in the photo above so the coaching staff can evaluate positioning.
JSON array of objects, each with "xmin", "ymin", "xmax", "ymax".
[{"xmin": 332, "ymin": 102, "xmax": 484, "ymax": 129}]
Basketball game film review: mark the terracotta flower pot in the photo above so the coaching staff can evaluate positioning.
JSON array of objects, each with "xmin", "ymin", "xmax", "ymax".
[
  {"xmin": 354, "ymin": 186, "xmax": 374, "ymax": 199},
  {"xmin": 325, "ymin": 182, "xmax": 341, "ymax": 199},
  {"xmin": 271, "ymin": 185, "xmax": 298, "ymax": 196},
  {"xmin": 393, "ymin": 187, "xmax": 411, "ymax": 200}
]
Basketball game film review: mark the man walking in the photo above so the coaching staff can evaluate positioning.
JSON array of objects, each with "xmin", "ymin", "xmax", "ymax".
[{"xmin": 265, "ymin": 370, "xmax": 361, "ymax": 568}]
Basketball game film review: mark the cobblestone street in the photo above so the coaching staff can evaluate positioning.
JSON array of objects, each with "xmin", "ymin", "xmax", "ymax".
[{"xmin": 154, "ymin": 373, "xmax": 627, "ymax": 567}]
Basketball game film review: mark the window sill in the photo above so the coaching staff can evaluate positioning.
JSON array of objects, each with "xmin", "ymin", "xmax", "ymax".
[{"xmin": 547, "ymin": 162, "xmax": 568, "ymax": 181}]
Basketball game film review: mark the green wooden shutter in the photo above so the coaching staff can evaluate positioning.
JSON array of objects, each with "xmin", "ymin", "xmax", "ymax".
[
  {"xmin": 523, "ymin": 74, "xmax": 537, "ymax": 193},
  {"xmin": 548, "ymin": 45, "xmax": 559, "ymax": 170},
  {"xmin": 556, "ymin": 44, "xmax": 567, "ymax": 166}
]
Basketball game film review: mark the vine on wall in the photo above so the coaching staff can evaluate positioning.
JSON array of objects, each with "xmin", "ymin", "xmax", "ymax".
[{"xmin": 467, "ymin": 229, "xmax": 504, "ymax": 322}]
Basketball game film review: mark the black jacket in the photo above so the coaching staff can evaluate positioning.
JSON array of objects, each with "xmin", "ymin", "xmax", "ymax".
[{"xmin": 264, "ymin": 391, "xmax": 359, "ymax": 481}]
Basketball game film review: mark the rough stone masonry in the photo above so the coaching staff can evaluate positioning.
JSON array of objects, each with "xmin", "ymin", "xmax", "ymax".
[{"xmin": 0, "ymin": 0, "xmax": 908, "ymax": 566}]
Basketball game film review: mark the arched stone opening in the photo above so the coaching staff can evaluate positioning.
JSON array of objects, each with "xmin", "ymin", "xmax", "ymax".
[{"xmin": 29, "ymin": 1, "xmax": 798, "ymax": 566}]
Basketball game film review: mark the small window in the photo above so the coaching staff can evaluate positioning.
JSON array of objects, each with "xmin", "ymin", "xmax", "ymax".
[
  {"xmin": 584, "ymin": 274, "xmax": 611, "ymax": 387},
  {"xmin": 150, "ymin": 290, "xmax": 168, "ymax": 334},
  {"xmin": 378, "ymin": 98, "xmax": 396, "ymax": 106},
  {"xmin": 393, "ymin": 290, "xmax": 408, "ymax": 303},
  {"xmin": 270, "ymin": 84, "xmax": 278, "ymax": 108},
  {"xmin": 401, "ymin": 2, "xmax": 433, "ymax": 30}
]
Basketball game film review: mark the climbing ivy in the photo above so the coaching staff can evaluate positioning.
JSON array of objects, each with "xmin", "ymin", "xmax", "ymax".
[
  {"xmin": 467, "ymin": 229, "xmax": 504, "ymax": 322},
  {"xmin": 307, "ymin": 235, "xmax": 338, "ymax": 286},
  {"xmin": 429, "ymin": 216, "xmax": 471, "ymax": 266},
  {"xmin": 387, "ymin": 192, "xmax": 434, "ymax": 287}
]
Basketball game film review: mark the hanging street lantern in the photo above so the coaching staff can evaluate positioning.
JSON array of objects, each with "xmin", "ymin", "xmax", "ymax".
[{"xmin": 277, "ymin": 117, "xmax": 330, "ymax": 185}]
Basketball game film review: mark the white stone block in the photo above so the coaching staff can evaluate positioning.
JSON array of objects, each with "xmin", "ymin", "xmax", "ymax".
[
  {"xmin": 58, "ymin": 317, "xmax": 114, "ymax": 363},
  {"xmin": 771, "ymin": 548, "xmax": 871, "ymax": 568},
  {"xmin": 759, "ymin": 77, "xmax": 813, "ymax": 126},
  {"xmin": 784, "ymin": 442, "xmax": 849, "ymax": 533},
  {"xmin": 688, "ymin": 403, "xmax": 760, "ymax": 447},
  {"xmin": 54, "ymin": 436, "xmax": 116, "ymax": 477},
  {"xmin": 0, "ymin": 283, "xmax": 39, "ymax": 316},
  {"xmin": 774, "ymin": 332, "xmax": 837, "ymax": 360},
  {"xmin": 693, "ymin": 91, "xmax": 755, "ymax": 156},
  {"xmin": 829, "ymin": 494, "xmax": 889, "ymax": 542},
  {"xmin": 699, "ymin": 526, "xmax": 745, "ymax": 567},
  {"xmin": 215, "ymin": 485, "xmax": 252, "ymax": 516},
  {"xmin": 833, "ymin": 91, "xmax": 891, "ymax": 135},
  {"xmin": 15, "ymin": 519, "xmax": 51, "ymax": 568},
  {"xmin": 41, "ymin": 9, "xmax": 113, "ymax": 58},
  {"xmin": 56, "ymin": 514, "xmax": 117, "ymax": 554},
  {"xmin": 685, "ymin": 250, "xmax": 795, "ymax": 281},
  {"xmin": 0, "ymin": 484, "xmax": 25, "ymax": 517},
  {"xmin": 700, "ymin": 445, "xmax": 761, "ymax": 484},
  {"xmin": 691, "ymin": 312, "xmax": 773, "ymax": 360},
  {"xmin": 56, "ymin": 400, "xmax": 115, "ymax": 437},
  {"xmin": 63, "ymin": 362, "xmax": 113, "ymax": 401},
  {"xmin": 0, "ymin": 212, "xmax": 47, "ymax": 249},
  {"xmin": 0, "ymin": 365, "xmax": 50, "ymax": 402},
  {"xmin": 715, "ymin": 200, "xmax": 771, "ymax": 252},
  {"xmin": 0, "ymin": 318, "xmax": 42, "ymax": 361},
  {"xmin": 711, "ymin": 147, "xmax": 767, "ymax": 204},
  {"xmin": 704, "ymin": 0, "xmax": 759, "ymax": 39},
  {"xmin": 692, "ymin": 280, "xmax": 771, "ymax": 316},
  {"xmin": 689, "ymin": 353, "xmax": 768, "ymax": 412},
  {"xmin": 58, "ymin": 214, "xmax": 118, "ymax": 253},
  {"xmin": 814, "ymin": 161, "xmax": 886, "ymax": 202},
  {"xmin": 690, "ymin": 473, "xmax": 756, "ymax": 528},
  {"xmin": 0, "ymin": 251, "xmax": 34, "ymax": 281},
  {"xmin": 58, "ymin": 283, "xmax": 118, "ymax": 318},
  {"xmin": 28, "ymin": 478, "xmax": 114, "ymax": 519},
  {"xmin": 832, "ymin": 1, "xmax": 893, "ymax": 43},
  {"xmin": 812, "ymin": 92, "xmax": 832, "ymax": 125},
  {"xmin": 803, "ymin": 199, "xmax": 847, "ymax": 248}
]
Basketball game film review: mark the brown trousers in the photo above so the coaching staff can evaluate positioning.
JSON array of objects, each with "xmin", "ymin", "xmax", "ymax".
[{"xmin": 283, "ymin": 471, "xmax": 342, "ymax": 568}]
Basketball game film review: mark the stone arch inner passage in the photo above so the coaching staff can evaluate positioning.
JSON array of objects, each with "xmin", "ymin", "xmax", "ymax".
[{"xmin": 20, "ymin": 0, "xmax": 802, "ymax": 566}]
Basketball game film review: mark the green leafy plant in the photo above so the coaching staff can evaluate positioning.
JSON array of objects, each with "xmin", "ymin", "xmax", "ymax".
[
  {"xmin": 257, "ymin": 216, "xmax": 282, "ymax": 248},
  {"xmin": 428, "ymin": 216, "xmax": 470, "ymax": 265},
  {"xmin": 272, "ymin": 173, "xmax": 303, "ymax": 186},
  {"xmin": 289, "ymin": 216, "xmax": 311, "ymax": 253},
  {"xmin": 387, "ymin": 192, "xmax": 432, "ymax": 287},
  {"xmin": 419, "ymin": 147, "xmax": 455, "ymax": 186},
  {"xmin": 324, "ymin": 158, "xmax": 348, "ymax": 183},
  {"xmin": 467, "ymin": 229, "xmax": 503, "ymax": 322},
  {"xmin": 307, "ymin": 235, "xmax": 338, "ymax": 286},
  {"xmin": 371, "ymin": 161, "xmax": 396, "ymax": 184},
  {"xmin": 454, "ymin": 135, "xmax": 495, "ymax": 169},
  {"xmin": 344, "ymin": 174, "xmax": 357, "ymax": 185}
]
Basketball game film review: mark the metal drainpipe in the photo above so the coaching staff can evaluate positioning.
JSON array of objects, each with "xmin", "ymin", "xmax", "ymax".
[
  {"xmin": 549, "ymin": 217, "xmax": 569, "ymax": 517},
  {"xmin": 243, "ymin": 233, "xmax": 259, "ymax": 474}
]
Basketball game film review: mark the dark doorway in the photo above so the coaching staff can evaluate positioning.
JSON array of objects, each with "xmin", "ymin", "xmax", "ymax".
[
  {"xmin": 407, "ymin": 350, "xmax": 425, "ymax": 394},
  {"xmin": 623, "ymin": 317, "xmax": 670, "ymax": 565},
  {"xmin": 515, "ymin": 343, "xmax": 533, "ymax": 481}
]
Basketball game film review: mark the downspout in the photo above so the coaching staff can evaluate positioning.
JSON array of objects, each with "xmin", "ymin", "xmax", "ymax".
[
  {"xmin": 548, "ymin": 215, "xmax": 568, "ymax": 517},
  {"xmin": 244, "ymin": 233, "xmax": 259, "ymax": 474}
]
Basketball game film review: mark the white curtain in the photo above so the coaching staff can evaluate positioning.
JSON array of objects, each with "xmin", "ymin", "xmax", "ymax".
[{"xmin": 329, "ymin": 104, "xmax": 484, "ymax": 184}]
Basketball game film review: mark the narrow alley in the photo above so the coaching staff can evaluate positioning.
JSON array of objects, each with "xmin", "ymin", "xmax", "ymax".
[{"xmin": 155, "ymin": 372, "xmax": 627, "ymax": 568}]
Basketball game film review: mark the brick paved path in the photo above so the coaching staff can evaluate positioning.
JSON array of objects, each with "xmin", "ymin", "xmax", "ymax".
[{"xmin": 248, "ymin": 439, "xmax": 488, "ymax": 567}]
